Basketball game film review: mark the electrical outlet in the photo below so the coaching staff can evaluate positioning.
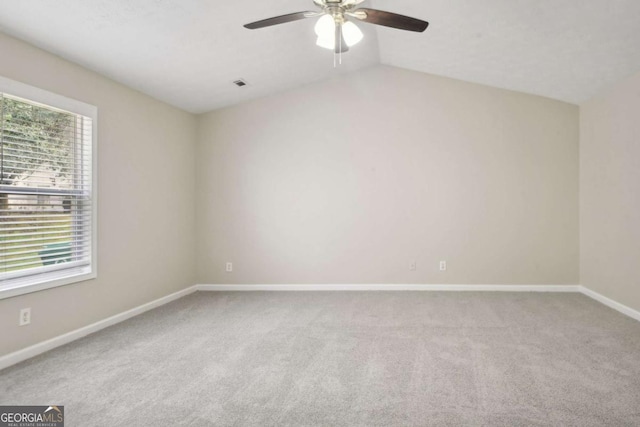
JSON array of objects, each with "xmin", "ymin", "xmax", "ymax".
[
  {"xmin": 409, "ymin": 261, "xmax": 417, "ymax": 271},
  {"xmin": 19, "ymin": 308, "xmax": 31, "ymax": 326},
  {"xmin": 225, "ymin": 262, "xmax": 233, "ymax": 273},
  {"xmin": 439, "ymin": 261, "xmax": 447, "ymax": 271}
]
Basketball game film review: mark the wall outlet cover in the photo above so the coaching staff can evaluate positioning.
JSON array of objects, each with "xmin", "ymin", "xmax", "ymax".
[{"xmin": 19, "ymin": 308, "xmax": 31, "ymax": 326}]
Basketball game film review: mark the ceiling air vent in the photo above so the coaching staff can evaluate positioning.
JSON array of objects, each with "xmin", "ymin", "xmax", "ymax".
[{"xmin": 233, "ymin": 79, "xmax": 248, "ymax": 87}]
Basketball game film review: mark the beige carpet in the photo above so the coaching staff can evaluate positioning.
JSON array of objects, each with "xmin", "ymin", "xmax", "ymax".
[{"xmin": 1, "ymin": 291, "xmax": 640, "ymax": 426}]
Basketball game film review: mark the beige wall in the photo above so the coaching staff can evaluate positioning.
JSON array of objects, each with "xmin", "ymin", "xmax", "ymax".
[
  {"xmin": 580, "ymin": 71, "xmax": 640, "ymax": 312},
  {"xmin": 196, "ymin": 65, "xmax": 579, "ymax": 285},
  {"xmin": 0, "ymin": 33, "xmax": 197, "ymax": 356},
  {"xmin": 0, "ymin": 34, "xmax": 590, "ymax": 357}
]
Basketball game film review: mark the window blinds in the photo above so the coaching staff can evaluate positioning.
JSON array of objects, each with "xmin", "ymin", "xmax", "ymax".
[{"xmin": 0, "ymin": 93, "xmax": 94, "ymax": 288}]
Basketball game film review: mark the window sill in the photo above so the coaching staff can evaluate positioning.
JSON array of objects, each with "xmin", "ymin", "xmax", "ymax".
[{"xmin": 0, "ymin": 267, "xmax": 96, "ymax": 300}]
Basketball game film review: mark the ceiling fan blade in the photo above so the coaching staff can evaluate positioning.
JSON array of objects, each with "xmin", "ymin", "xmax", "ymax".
[
  {"xmin": 335, "ymin": 24, "xmax": 349, "ymax": 54},
  {"xmin": 244, "ymin": 11, "xmax": 314, "ymax": 30},
  {"xmin": 353, "ymin": 8, "xmax": 429, "ymax": 32}
]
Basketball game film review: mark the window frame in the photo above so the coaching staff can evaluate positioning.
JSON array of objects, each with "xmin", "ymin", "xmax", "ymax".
[{"xmin": 0, "ymin": 76, "xmax": 97, "ymax": 300}]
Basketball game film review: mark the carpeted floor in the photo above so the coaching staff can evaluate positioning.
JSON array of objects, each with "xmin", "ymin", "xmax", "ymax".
[{"xmin": 1, "ymin": 291, "xmax": 640, "ymax": 426}]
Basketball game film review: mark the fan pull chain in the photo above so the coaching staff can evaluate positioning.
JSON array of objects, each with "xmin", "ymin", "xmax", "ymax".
[
  {"xmin": 333, "ymin": 23, "xmax": 338, "ymax": 68},
  {"xmin": 333, "ymin": 24, "xmax": 343, "ymax": 68},
  {"xmin": 339, "ymin": 24, "xmax": 343, "ymax": 65}
]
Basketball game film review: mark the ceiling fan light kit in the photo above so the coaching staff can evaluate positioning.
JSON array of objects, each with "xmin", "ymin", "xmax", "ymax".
[
  {"xmin": 244, "ymin": 0, "xmax": 428, "ymax": 64},
  {"xmin": 315, "ymin": 14, "xmax": 363, "ymax": 50}
]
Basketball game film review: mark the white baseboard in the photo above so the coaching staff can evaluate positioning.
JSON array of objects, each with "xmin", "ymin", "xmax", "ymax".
[
  {"xmin": 3, "ymin": 283, "xmax": 637, "ymax": 372},
  {"xmin": 579, "ymin": 286, "xmax": 640, "ymax": 322},
  {"xmin": 0, "ymin": 285, "xmax": 198, "ymax": 372},
  {"xmin": 197, "ymin": 284, "xmax": 639, "ymax": 322},
  {"xmin": 196, "ymin": 283, "xmax": 581, "ymax": 292}
]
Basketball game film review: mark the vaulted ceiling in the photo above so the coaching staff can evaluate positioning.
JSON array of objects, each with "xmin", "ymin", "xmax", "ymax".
[{"xmin": 1, "ymin": 0, "xmax": 640, "ymax": 113}]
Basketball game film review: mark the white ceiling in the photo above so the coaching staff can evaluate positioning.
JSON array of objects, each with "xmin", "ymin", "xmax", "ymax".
[{"xmin": 1, "ymin": 0, "xmax": 640, "ymax": 113}]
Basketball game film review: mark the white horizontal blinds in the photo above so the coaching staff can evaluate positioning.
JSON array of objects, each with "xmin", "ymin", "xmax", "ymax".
[{"xmin": 0, "ymin": 93, "xmax": 93, "ymax": 282}]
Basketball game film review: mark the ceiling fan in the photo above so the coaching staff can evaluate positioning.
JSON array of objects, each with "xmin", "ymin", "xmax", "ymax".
[{"xmin": 244, "ymin": 0, "xmax": 428, "ymax": 60}]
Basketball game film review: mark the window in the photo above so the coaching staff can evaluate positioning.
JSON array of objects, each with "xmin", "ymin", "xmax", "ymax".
[{"xmin": 0, "ymin": 77, "xmax": 96, "ymax": 299}]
